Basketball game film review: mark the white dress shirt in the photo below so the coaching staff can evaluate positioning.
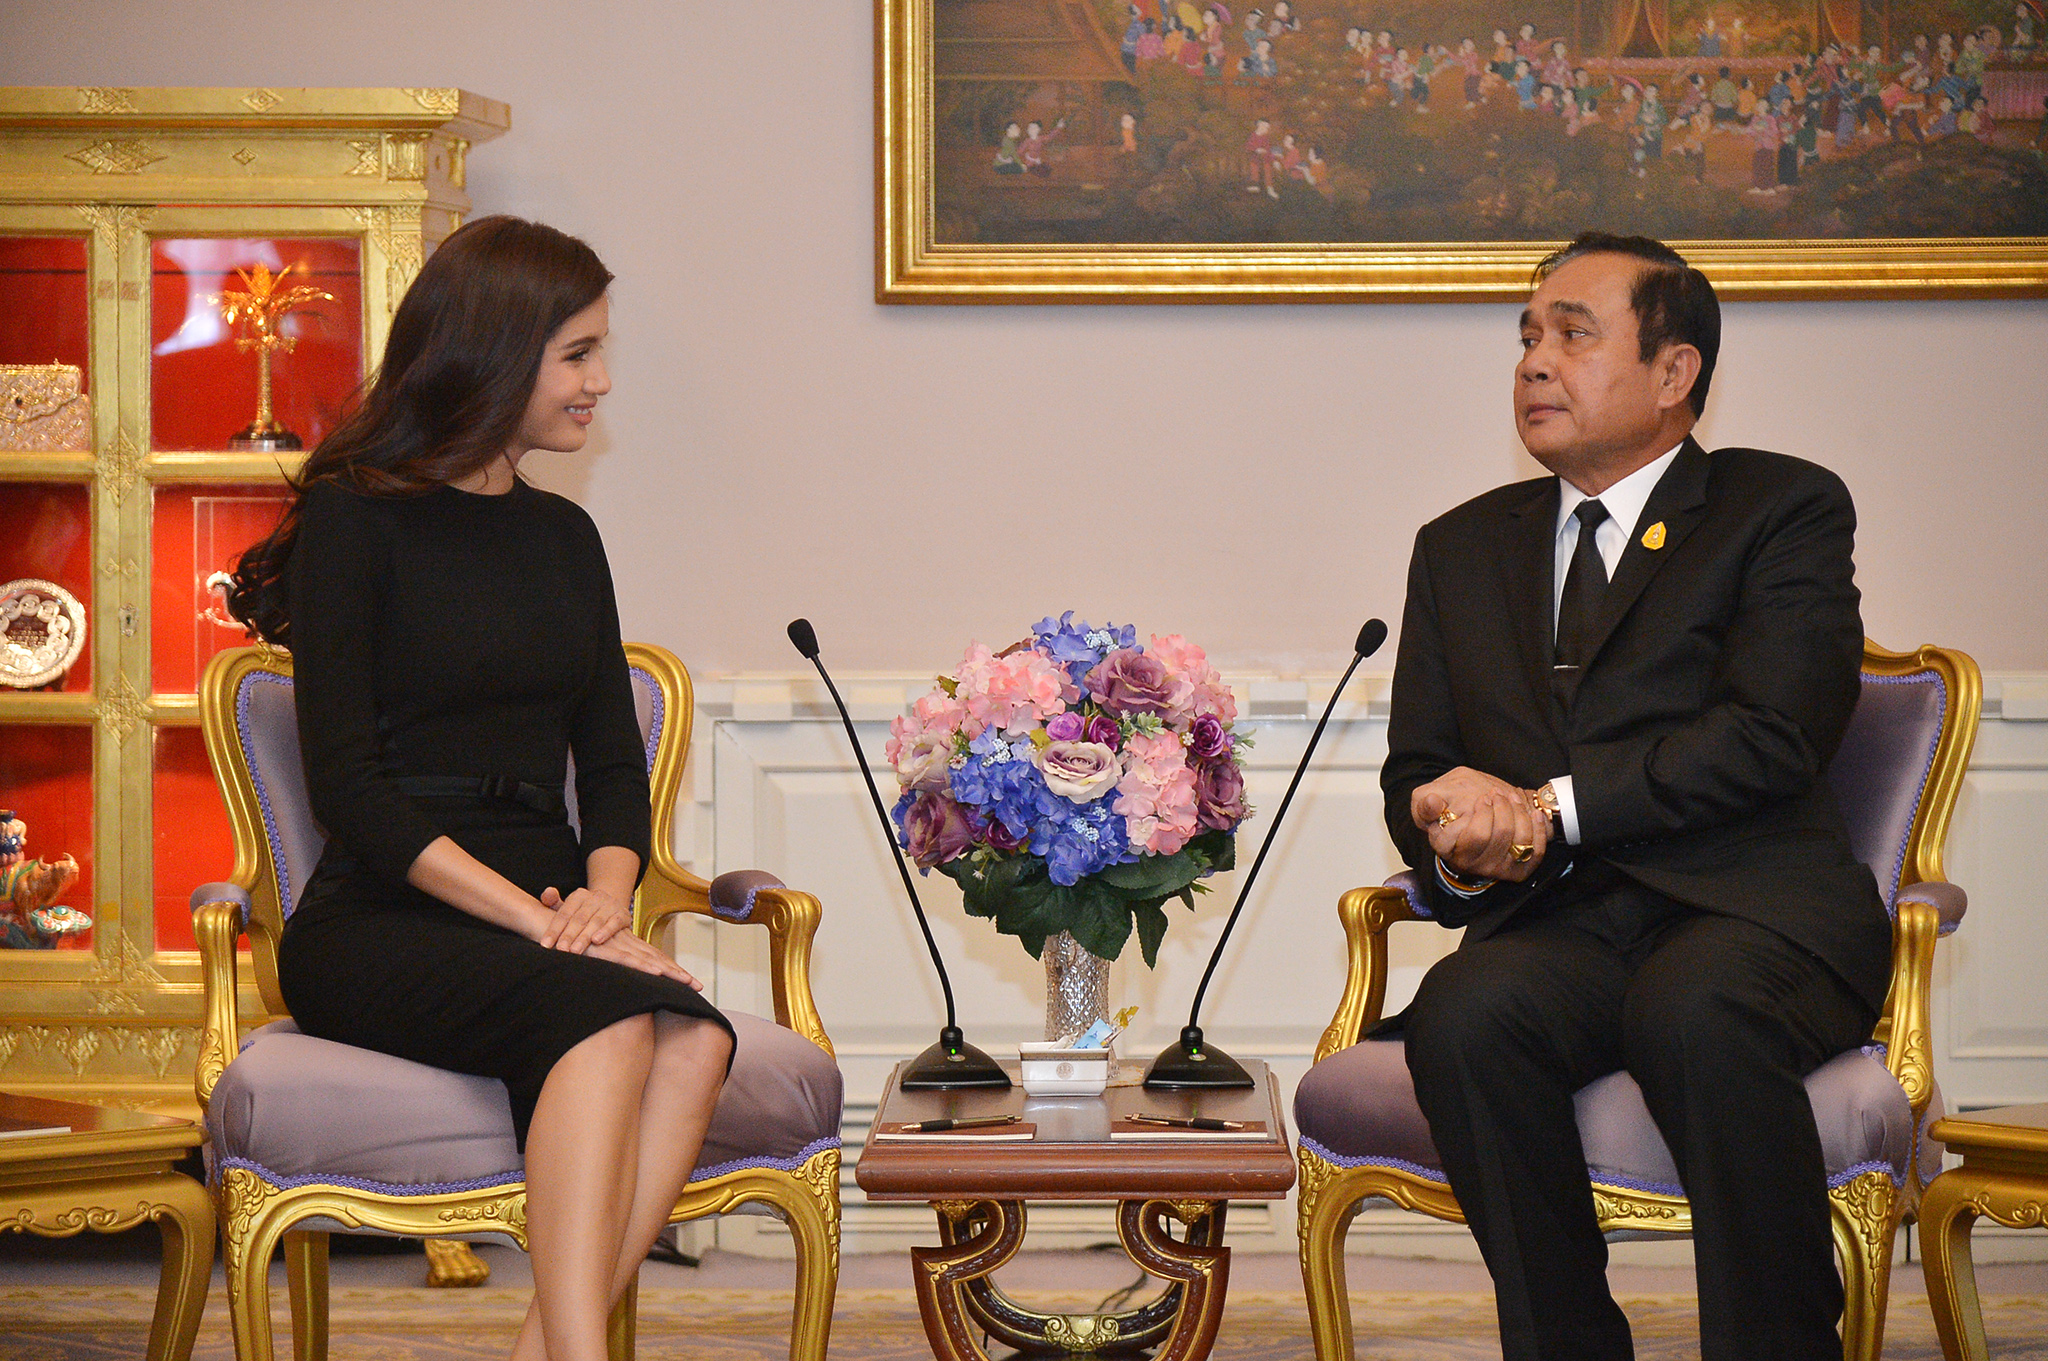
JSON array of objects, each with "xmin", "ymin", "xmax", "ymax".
[{"xmin": 1437, "ymin": 444, "xmax": 1683, "ymax": 896}]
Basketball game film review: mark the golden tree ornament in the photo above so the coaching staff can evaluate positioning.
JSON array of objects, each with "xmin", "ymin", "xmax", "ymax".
[{"xmin": 212, "ymin": 261, "xmax": 335, "ymax": 451}]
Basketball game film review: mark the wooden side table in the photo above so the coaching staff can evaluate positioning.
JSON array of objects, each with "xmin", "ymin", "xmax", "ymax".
[
  {"xmin": 0, "ymin": 1092, "xmax": 213, "ymax": 1361},
  {"xmin": 1919, "ymin": 1102, "xmax": 2048, "ymax": 1361},
  {"xmin": 856, "ymin": 1060, "xmax": 1296, "ymax": 1361}
]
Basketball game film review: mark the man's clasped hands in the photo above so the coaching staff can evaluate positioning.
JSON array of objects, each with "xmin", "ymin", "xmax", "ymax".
[{"xmin": 1411, "ymin": 767, "xmax": 1554, "ymax": 888}]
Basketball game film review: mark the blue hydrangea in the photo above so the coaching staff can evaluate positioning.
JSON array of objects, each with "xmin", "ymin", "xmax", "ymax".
[
  {"xmin": 1030, "ymin": 795, "xmax": 1135, "ymax": 886},
  {"xmin": 950, "ymin": 730, "xmax": 1059, "ymax": 841},
  {"xmin": 1031, "ymin": 612, "xmax": 1140, "ymax": 688}
]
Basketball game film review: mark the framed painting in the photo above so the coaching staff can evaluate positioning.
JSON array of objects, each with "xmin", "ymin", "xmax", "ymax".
[{"xmin": 877, "ymin": 0, "xmax": 2048, "ymax": 299}]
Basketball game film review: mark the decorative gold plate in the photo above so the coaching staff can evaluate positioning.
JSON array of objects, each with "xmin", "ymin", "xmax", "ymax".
[{"xmin": 0, "ymin": 579, "xmax": 86, "ymax": 688}]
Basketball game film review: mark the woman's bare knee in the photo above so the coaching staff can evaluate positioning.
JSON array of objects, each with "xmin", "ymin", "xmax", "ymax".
[{"xmin": 651, "ymin": 1012, "xmax": 731, "ymax": 1078}]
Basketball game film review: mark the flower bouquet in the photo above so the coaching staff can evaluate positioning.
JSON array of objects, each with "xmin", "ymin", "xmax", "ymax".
[{"xmin": 887, "ymin": 614, "xmax": 1249, "ymax": 967}]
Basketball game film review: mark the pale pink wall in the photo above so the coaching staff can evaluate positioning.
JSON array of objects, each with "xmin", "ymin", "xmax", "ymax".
[{"xmin": 10, "ymin": 0, "xmax": 2045, "ymax": 673}]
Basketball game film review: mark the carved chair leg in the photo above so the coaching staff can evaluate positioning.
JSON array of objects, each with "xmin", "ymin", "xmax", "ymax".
[
  {"xmin": 1830, "ymin": 1170, "xmax": 1899, "ymax": 1361},
  {"xmin": 1297, "ymin": 1153, "xmax": 1366, "ymax": 1361},
  {"xmin": 1919, "ymin": 1172, "xmax": 1991, "ymax": 1361},
  {"xmin": 222, "ymin": 1171, "xmax": 291, "ymax": 1361},
  {"xmin": 606, "ymin": 1275, "xmax": 638, "ymax": 1361},
  {"xmin": 423, "ymin": 1238, "xmax": 491, "ymax": 1286},
  {"xmin": 284, "ymin": 1230, "xmax": 330, "ymax": 1361},
  {"xmin": 780, "ymin": 1150, "xmax": 841, "ymax": 1361}
]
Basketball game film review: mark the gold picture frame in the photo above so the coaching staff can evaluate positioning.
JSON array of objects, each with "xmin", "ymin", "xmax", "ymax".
[{"xmin": 877, "ymin": 0, "xmax": 2048, "ymax": 303}]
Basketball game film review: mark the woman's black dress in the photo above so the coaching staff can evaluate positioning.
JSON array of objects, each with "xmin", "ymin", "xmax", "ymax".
[{"xmin": 276, "ymin": 478, "xmax": 731, "ymax": 1149}]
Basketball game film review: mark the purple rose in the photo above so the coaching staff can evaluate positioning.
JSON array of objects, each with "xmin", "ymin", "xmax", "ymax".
[
  {"xmin": 983, "ymin": 816, "xmax": 1025, "ymax": 853},
  {"xmin": 1085, "ymin": 714, "xmax": 1122, "ymax": 750},
  {"xmin": 903, "ymin": 792, "xmax": 978, "ymax": 868},
  {"xmin": 1188, "ymin": 714, "xmax": 1229, "ymax": 760},
  {"xmin": 1194, "ymin": 758, "xmax": 1248, "ymax": 832},
  {"xmin": 1084, "ymin": 649, "xmax": 1194, "ymax": 721},
  {"xmin": 1045, "ymin": 711, "xmax": 1085, "ymax": 742}
]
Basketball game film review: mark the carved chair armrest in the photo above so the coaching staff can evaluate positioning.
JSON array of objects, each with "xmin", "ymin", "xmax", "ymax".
[
  {"xmin": 1882, "ymin": 895, "xmax": 1945, "ymax": 1117},
  {"xmin": 1313, "ymin": 881, "xmax": 1426, "ymax": 1065},
  {"xmin": 189, "ymin": 884, "xmax": 252, "ymax": 1112},
  {"xmin": 1894, "ymin": 880, "xmax": 1967, "ymax": 935},
  {"xmin": 635, "ymin": 866, "xmax": 833, "ymax": 1059}
]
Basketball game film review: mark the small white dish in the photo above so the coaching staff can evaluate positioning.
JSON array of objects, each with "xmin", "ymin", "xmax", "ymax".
[{"xmin": 1018, "ymin": 1041, "xmax": 1113, "ymax": 1097}]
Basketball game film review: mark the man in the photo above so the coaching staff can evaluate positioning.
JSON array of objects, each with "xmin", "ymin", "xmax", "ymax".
[{"xmin": 1381, "ymin": 233, "xmax": 1888, "ymax": 1361}]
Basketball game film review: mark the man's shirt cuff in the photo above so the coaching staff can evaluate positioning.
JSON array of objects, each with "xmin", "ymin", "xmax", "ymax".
[
  {"xmin": 1552, "ymin": 774, "xmax": 1582, "ymax": 846},
  {"xmin": 1436, "ymin": 857, "xmax": 1491, "ymax": 897}
]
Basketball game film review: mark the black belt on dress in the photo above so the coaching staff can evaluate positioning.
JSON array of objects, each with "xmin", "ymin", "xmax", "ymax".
[{"xmin": 392, "ymin": 774, "xmax": 566, "ymax": 816}]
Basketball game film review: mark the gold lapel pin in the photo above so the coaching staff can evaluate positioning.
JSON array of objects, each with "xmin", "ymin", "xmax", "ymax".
[{"xmin": 1642, "ymin": 521, "xmax": 1667, "ymax": 551}]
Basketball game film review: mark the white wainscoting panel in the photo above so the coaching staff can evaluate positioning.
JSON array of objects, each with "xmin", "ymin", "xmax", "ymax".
[{"xmin": 678, "ymin": 672, "xmax": 2048, "ymax": 1259}]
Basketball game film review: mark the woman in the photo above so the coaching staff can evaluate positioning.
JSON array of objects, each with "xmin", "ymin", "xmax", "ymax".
[{"xmin": 227, "ymin": 215, "xmax": 734, "ymax": 1361}]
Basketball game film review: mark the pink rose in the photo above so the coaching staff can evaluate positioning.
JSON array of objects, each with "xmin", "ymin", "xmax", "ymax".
[
  {"xmin": 889, "ymin": 691, "xmax": 967, "ymax": 791},
  {"xmin": 1033, "ymin": 740, "xmax": 1121, "ymax": 802},
  {"xmin": 1085, "ymin": 649, "xmax": 1194, "ymax": 723},
  {"xmin": 1194, "ymin": 758, "xmax": 1248, "ymax": 831},
  {"xmin": 901, "ymin": 792, "xmax": 977, "ymax": 869}
]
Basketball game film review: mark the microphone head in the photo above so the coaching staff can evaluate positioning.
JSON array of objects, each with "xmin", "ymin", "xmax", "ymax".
[
  {"xmin": 786, "ymin": 618, "xmax": 820, "ymax": 660},
  {"xmin": 1355, "ymin": 618, "xmax": 1389, "ymax": 658}
]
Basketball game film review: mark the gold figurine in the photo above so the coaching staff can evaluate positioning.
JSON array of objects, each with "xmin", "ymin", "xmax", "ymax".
[{"xmin": 213, "ymin": 261, "xmax": 335, "ymax": 451}]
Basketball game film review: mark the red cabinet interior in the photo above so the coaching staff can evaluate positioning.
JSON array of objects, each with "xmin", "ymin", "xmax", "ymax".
[
  {"xmin": 151, "ymin": 484, "xmax": 288, "ymax": 696},
  {"xmin": 152, "ymin": 724, "xmax": 236, "ymax": 954},
  {"xmin": 150, "ymin": 238, "xmax": 363, "ymax": 453},
  {"xmin": 0, "ymin": 236, "xmax": 90, "ymax": 379},
  {"xmin": 0, "ymin": 724, "xmax": 94, "ymax": 951}
]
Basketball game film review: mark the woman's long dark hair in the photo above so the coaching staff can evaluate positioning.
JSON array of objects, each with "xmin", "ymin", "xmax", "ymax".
[{"xmin": 226, "ymin": 215, "xmax": 613, "ymax": 645}]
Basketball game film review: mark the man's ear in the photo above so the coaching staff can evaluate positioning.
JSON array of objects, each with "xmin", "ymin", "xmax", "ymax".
[{"xmin": 1653, "ymin": 343, "xmax": 1702, "ymax": 413}]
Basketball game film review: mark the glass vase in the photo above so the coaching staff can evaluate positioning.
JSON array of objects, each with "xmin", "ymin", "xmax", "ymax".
[{"xmin": 1042, "ymin": 931, "xmax": 1112, "ymax": 1043}]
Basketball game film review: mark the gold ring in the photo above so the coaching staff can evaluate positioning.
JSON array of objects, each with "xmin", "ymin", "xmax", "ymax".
[
  {"xmin": 1509, "ymin": 843, "xmax": 1536, "ymax": 863},
  {"xmin": 1437, "ymin": 810, "xmax": 1459, "ymax": 828}
]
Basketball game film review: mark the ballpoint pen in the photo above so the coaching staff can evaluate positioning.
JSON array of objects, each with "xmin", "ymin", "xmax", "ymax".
[
  {"xmin": 909, "ymin": 1114, "xmax": 1021, "ymax": 1133},
  {"xmin": 1126, "ymin": 1114, "xmax": 1247, "ymax": 1131}
]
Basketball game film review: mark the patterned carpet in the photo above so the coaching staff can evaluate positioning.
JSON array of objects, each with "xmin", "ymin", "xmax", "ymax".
[{"xmin": 5, "ymin": 1284, "xmax": 2047, "ymax": 1359}]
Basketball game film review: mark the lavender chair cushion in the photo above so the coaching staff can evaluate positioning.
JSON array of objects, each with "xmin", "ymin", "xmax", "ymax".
[
  {"xmin": 1295, "ymin": 1038, "xmax": 1914, "ymax": 1196},
  {"xmin": 210, "ymin": 1010, "xmax": 841, "ymax": 1189}
]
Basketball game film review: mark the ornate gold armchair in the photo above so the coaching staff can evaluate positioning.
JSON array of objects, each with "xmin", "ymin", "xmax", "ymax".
[
  {"xmin": 1293, "ymin": 641, "xmax": 1980, "ymax": 1361},
  {"xmin": 191, "ymin": 642, "xmax": 840, "ymax": 1361}
]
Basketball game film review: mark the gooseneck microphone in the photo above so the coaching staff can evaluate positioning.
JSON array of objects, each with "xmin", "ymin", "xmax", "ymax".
[
  {"xmin": 787, "ymin": 619, "xmax": 1009, "ymax": 1090},
  {"xmin": 1145, "ymin": 619, "xmax": 1390, "ymax": 1090}
]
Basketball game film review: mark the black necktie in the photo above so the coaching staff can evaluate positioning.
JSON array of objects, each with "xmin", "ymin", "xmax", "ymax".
[{"xmin": 1553, "ymin": 500, "xmax": 1610, "ymax": 705}]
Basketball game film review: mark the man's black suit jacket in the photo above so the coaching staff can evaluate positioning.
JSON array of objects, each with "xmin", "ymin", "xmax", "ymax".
[{"xmin": 1381, "ymin": 439, "xmax": 1891, "ymax": 1013}]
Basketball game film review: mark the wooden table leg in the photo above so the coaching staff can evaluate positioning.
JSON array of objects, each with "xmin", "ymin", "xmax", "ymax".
[
  {"xmin": 143, "ymin": 1171, "xmax": 218, "ymax": 1361},
  {"xmin": 937, "ymin": 1201, "xmax": 1226, "ymax": 1354},
  {"xmin": 1918, "ymin": 1167, "xmax": 2048, "ymax": 1361},
  {"xmin": 913, "ymin": 1199, "xmax": 1026, "ymax": 1361},
  {"xmin": 1117, "ymin": 1200, "xmax": 1230, "ymax": 1361}
]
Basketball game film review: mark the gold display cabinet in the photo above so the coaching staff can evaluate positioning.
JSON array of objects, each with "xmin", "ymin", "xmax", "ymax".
[{"xmin": 0, "ymin": 88, "xmax": 507, "ymax": 1114}]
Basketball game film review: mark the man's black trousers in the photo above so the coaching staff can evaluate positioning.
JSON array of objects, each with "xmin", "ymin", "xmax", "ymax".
[{"xmin": 1403, "ymin": 879, "xmax": 1878, "ymax": 1361}]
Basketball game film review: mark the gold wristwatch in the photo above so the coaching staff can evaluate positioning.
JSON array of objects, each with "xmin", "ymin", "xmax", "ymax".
[{"xmin": 1531, "ymin": 781, "xmax": 1562, "ymax": 835}]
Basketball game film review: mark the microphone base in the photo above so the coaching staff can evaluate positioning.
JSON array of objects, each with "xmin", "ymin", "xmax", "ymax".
[
  {"xmin": 900, "ymin": 1032, "xmax": 1013, "ymax": 1091},
  {"xmin": 1141, "ymin": 1028, "xmax": 1257, "ymax": 1091}
]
